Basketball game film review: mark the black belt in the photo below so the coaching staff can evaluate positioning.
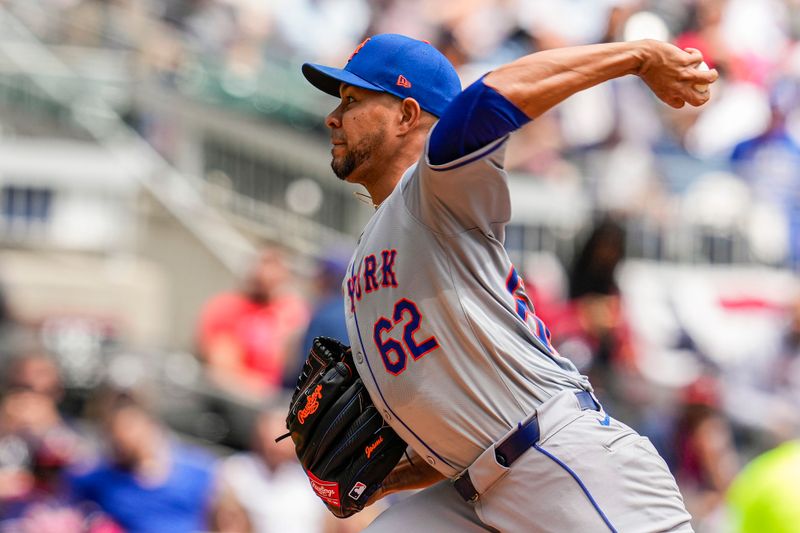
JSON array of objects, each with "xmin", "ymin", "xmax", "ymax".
[{"xmin": 453, "ymin": 390, "xmax": 600, "ymax": 502}]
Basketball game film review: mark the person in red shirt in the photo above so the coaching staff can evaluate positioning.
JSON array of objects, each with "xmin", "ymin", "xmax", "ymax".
[{"xmin": 197, "ymin": 248, "xmax": 309, "ymax": 399}]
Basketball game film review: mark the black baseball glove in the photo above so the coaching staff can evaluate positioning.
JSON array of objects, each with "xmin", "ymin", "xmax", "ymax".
[{"xmin": 284, "ymin": 337, "xmax": 407, "ymax": 518}]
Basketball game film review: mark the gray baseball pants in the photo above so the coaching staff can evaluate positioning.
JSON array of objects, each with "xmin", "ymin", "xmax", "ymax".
[{"xmin": 366, "ymin": 389, "xmax": 693, "ymax": 532}]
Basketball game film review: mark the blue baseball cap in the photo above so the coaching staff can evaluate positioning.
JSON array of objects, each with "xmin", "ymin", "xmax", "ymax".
[{"xmin": 302, "ymin": 34, "xmax": 462, "ymax": 117}]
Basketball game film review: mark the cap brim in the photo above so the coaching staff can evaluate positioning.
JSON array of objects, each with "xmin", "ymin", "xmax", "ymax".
[{"xmin": 302, "ymin": 63, "xmax": 386, "ymax": 98}]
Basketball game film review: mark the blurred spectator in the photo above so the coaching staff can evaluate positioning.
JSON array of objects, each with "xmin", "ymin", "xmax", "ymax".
[
  {"xmin": 731, "ymin": 78, "xmax": 800, "ymax": 268},
  {"xmin": 3, "ymin": 354, "xmax": 65, "ymax": 436},
  {"xmin": 0, "ymin": 503, "xmax": 121, "ymax": 533},
  {"xmin": 726, "ymin": 439, "xmax": 800, "ymax": 533},
  {"xmin": 674, "ymin": 0, "xmax": 731, "ymax": 73},
  {"xmin": 67, "ymin": 389, "xmax": 218, "ymax": 533},
  {"xmin": 284, "ymin": 255, "xmax": 350, "ymax": 388},
  {"xmin": 672, "ymin": 376, "xmax": 738, "ymax": 532},
  {"xmin": 568, "ymin": 217, "xmax": 626, "ymax": 300},
  {"xmin": 0, "ymin": 354, "xmax": 85, "ymax": 494},
  {"xmin": 213, "ymin": 402, "xmax": 386, "ymax": 533},
  {"xmin": 197, "ymin": 248, "xmax": 310, "ymax": 400},
  {"xmin": 212, "ymin": 403, "xmax": 328, "ymax": 533},
  {"xmin": 0, "ymin": 354, "xmax": 104, "ymax": 531},
  {"xmin": 553, "ymin": 218, "xmax": 635, "ymax": 383}
]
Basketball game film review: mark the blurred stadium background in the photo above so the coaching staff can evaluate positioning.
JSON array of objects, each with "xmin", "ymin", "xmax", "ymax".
[{"xmin": 1, "ymin": 0, "xmax": 800, "ymax": 531}]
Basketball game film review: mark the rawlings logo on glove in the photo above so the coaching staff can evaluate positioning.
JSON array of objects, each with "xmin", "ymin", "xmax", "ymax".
[
  {"xmin": 285, "ymin": 337, "xmax": 408, "ymax": 518},
  {"xmin": 307, "ymin": 470, "xmax": 341, "ymax": 506},
  {"xmin": 298, "ymin": 384, "xmax": 323, "ymax": 424}
]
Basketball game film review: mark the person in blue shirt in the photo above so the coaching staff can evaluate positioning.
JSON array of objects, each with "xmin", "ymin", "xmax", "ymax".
[
  {"xmin": 68, "ymin": 390, "xmax": 218, "ymax": 533},
  {"xmin": 731, "ymin": 79, "xmax": 800, "ymax": 268}
]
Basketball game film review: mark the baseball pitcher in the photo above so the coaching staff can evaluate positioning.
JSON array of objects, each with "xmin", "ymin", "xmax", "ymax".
[{"xmin": 286, "ymin": 34, "xmax": 716, "ymax": 532}]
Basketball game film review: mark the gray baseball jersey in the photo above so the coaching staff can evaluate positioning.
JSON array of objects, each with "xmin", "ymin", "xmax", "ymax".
[{"xmin": 343, "ymin": 133, "xmax": 592, "ymax": 477}]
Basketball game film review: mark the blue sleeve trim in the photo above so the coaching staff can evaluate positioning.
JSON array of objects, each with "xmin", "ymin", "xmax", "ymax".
[
  {"xmin": 425, "ymin": 134, "xmax": 508, "ymax": 172},
  {"xmin": 428, "ymin": 76, "xmax": 531, "ymax": 166}
]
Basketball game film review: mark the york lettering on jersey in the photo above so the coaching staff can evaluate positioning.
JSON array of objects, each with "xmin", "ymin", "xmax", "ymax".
[{"xmin": 347, "ymin": 249, "xmax": 400, "ymax": 312}]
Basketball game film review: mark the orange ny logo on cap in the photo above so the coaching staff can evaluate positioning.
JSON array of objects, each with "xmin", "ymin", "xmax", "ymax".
[
  {"xmin": 348, "ymin": 38, "xmax": 371, "ymax": 62},
  {"xmin": 396, "ymin": 75, "xmax": 411, "ymax": 88}
]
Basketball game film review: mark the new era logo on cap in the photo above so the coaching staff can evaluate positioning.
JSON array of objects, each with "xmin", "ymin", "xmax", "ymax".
[{"xmin": 301, "ymin": 33, "xmax": 462, "ymax": 117}]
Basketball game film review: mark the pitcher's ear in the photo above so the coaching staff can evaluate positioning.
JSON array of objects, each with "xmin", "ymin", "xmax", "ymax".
[{"xmin": 397, "ymin": 97, "xmax": 422, "ymax": 134}]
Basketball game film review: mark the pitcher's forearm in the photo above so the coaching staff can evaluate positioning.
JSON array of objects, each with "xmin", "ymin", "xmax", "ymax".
[
  {"xmin": 368, "ymin": 452, "xmax": 445, "ymax": 505},
  {"xmin": 484, "ymin": 41, "xmax": 647, "ymax": 119}
]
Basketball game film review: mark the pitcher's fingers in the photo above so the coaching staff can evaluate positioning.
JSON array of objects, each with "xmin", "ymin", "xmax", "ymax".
[
  {"xmin": 686, "ymin": 88, "xmax": 711, "ymax": 107},
  {"xmin": 669, "ymin": 97, "xmax": 686, "ymax": 109},
  {"xmin": 681, "ymin": 47, "xmax": 704, "ymax": 65},
  {"xmin": 694, "ymin": 68, "xmax": 719, "ymax": 85}
]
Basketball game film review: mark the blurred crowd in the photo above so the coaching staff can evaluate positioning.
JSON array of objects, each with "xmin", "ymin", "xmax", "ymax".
[
  {"xmin": 2, "ymin": 0, "xmax": 800, "ymax": 531},
  {"xmin": 0, "ymin": 248, "xmax": 387, "ymax": 532},
  {"xmin": 8, "ymin": 0, "xmax": 800, "ymax": 266},
  {"xmin": 2, "ymin": 234, "xmax": 800, "ymax": 531}
]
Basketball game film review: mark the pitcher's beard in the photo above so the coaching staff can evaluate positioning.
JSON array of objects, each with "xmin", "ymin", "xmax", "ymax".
[
  {"xmin": 331, "ymin": 152, "xmax": 357, "ymax": 180},
  {"xmin": 331, "ymin": 129, "xmax": 385, "ymax": 181}
]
